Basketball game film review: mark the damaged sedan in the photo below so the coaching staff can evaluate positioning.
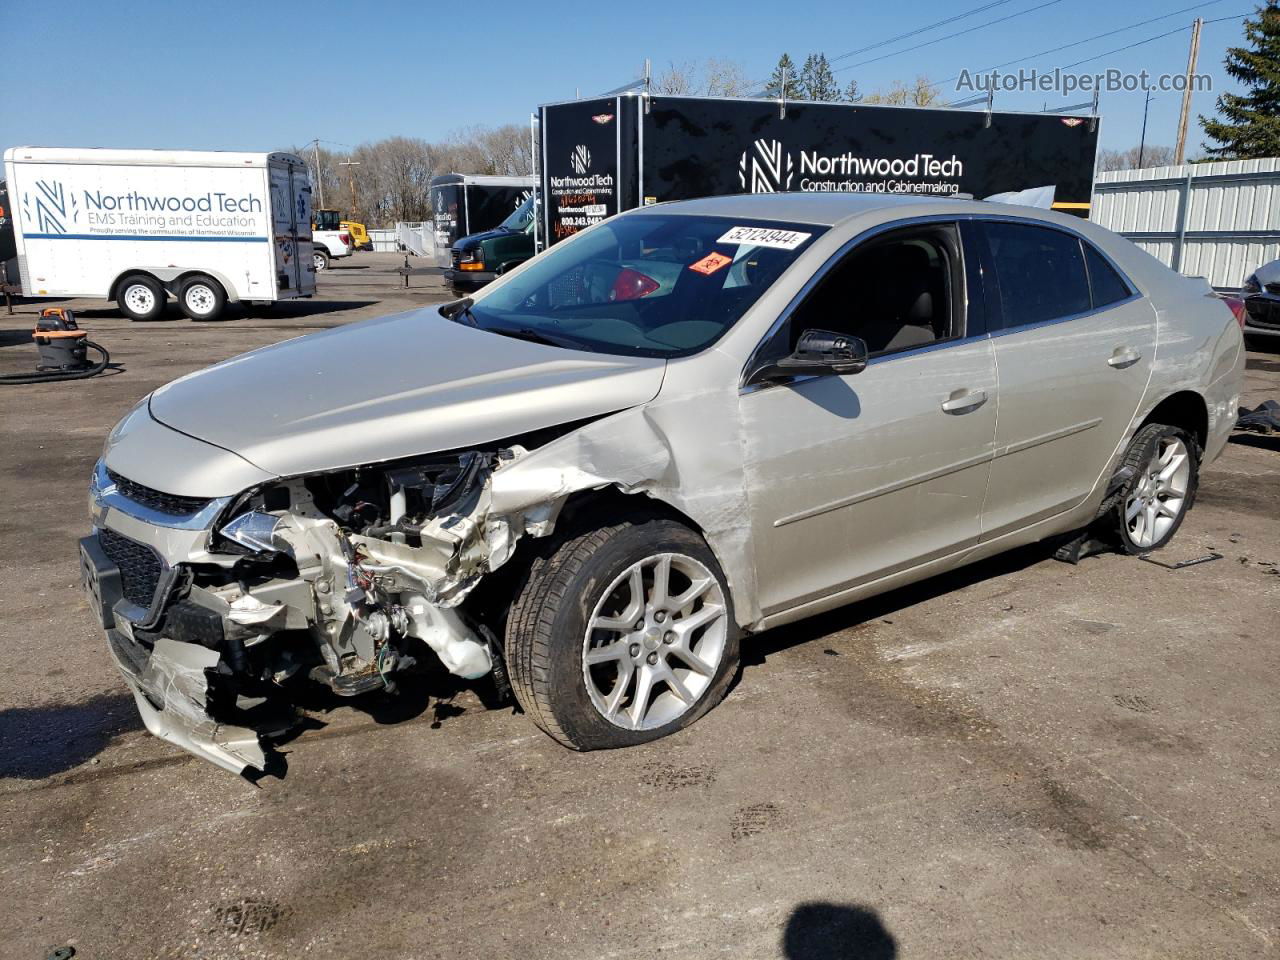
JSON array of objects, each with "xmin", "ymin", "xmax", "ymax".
[{"xmin": 82, "ymin": 194, "xmax": 1245, "ymax": 775}]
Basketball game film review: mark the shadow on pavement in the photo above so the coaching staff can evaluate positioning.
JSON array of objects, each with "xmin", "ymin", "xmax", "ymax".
[
  {"xmin": 783, "ymin": 902, "xmax": 897, "ymax": 959},
  {"xmin": 0, "ymin": 692, "xmax": 143, "ymax": 780},
  {"xmin": 746, "ymin": 541, "xmax": 1054, "ymax": 668}
]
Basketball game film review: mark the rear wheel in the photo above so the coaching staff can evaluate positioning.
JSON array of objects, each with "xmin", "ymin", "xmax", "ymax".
[
  {"xmin": 1113, "ymin": 423, "xmax": 1199, "ymax": 553},
  {"xmin": 116, "ymin": 274, "xmax": 166, "ymax": 321},
  {"xmin": 505, "ymin": 518, "xmax": 739, "ymax": 750},
  {"xmin": 178, "ymin": 275, "xmax": 226, "ymax": 321},
  {"xmin": 313, "ymin": 249, "xmax": 330, "ymax": 272}
]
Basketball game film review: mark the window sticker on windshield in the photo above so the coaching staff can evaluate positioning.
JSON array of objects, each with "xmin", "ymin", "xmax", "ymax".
[
  {"xmin": 717, "ymin": 226, "xmax": 811, "ymax": 250},
  {"xmin": 689, "ymin": 251, "xmax": 733, "ymax": 276}
]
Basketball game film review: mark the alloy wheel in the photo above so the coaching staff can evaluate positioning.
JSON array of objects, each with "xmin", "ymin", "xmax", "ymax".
[
  {"xmin": 1124, "ymin": 436, "xmax": 1191, "ymax": 549},
  {"xmin": 582, "ymin": 552, "xmax": 728, "ymax": 730}
]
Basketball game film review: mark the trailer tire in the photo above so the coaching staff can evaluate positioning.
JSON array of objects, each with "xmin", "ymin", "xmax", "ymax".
[
  {"xmin": 178, "ymin": 275, "xmax": 227, "ymax": 321},
  {"xmin": 116, "ymin": 274, "xmax": 167, "ymax": 322},
  {"xmin": 313, "ymin": 249, "xmax": 330, "ymax": 272}
]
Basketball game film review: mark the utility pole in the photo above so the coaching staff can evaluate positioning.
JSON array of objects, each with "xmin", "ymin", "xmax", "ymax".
[
  {"xmin": 1138, "ymin": 91, "xmax": 1154, "ymax": 168},
  {"xmin": 1174, "ymin": 17, "xmax": 1203, "ymax": 165},
  {"xmin": 339, "ymin": 159, "xmax": 360, "ymax": 214},
  {"xmin": 311, "ymin": 139, "xmax": 325, "ymax": 208}
]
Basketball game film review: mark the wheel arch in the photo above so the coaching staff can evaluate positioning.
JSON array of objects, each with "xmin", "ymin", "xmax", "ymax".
[
  {"xmin": 1139, "ymin": 390, "xmax": 1208, "ymax": 452},
  {"xmin": 108, "ymin": 269, "xmax": 164, "ymax": 302}
]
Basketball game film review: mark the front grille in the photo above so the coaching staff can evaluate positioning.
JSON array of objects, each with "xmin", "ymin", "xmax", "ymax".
[
  {"xmin": 98, "ymin": 528, "xmax": 163, "ymax": 609},
  {"xmin": 1246, "ymin": 297, "xmax": 1280, "ymax": 330},
  {"xmin": 1265, "ymin": 282, "xmax": 1280, "ymax": 296},
  {"xmin": 107, "ymin": 469, "xmax": 211, "ymax": 517}
]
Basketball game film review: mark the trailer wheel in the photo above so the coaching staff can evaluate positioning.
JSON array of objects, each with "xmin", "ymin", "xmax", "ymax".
[
  {"xmin": 313, "ymin": 249, "xmax": 330, "ymax": 272},
  {"xmin": 116, "ymin": 274, "xmax": 166, "ymax": 322},
  {"xmin": 178, "ymin": 275, "xmax": 227, "ymax": 321}
]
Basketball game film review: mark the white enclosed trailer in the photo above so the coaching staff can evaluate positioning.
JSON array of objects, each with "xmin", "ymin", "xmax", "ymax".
[{"xmin": 3, "ymin": 147, "xmax": 317, "ymax": 320}]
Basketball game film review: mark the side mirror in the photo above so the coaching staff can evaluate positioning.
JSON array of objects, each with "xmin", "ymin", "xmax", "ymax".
[{"xmin": 774, "ymin": 329, "xmax": 868, "ymax": 377}]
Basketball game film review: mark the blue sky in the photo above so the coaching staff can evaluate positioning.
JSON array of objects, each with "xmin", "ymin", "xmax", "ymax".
[{"xmin": 0, "ymin": 0, "xmax": 1256, "ymax": 159}]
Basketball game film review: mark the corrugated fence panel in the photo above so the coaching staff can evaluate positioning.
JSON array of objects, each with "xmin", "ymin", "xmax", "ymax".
[{"xmin": 1094, "ymin": 158, "xmax": 1280, "ymax": 288}]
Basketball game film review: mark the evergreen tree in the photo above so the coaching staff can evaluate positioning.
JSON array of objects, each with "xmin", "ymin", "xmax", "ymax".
[
  {"xmin": 799, "ymin": 53, "xmax": 840, "ymax": 101},
  {"xmin": 765, "ymin": 53, "xmax": 798, "ymax": 98},
  {"xmin": 1200, "ymin": 3, "xmax": 1280, "ymax": 159},
  {"xmin": 843, "ymin": 79, "xmax": 863, "ymax": 103}
]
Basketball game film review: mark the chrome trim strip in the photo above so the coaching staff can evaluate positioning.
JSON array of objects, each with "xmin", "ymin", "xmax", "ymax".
[
  {"xmin": 775, "ymin": 449, "xmax": 994, "ymax": 527},
  {"xmin": 91, "ymin": 459, "xmax": 231, "ymax": 531},
  {"xmin": 772, "ymin": 416, "xmax": 1103, "ymax": 528},
  {"xmin": 995, "ymin": 417, "xmax": 1102, "ymax": 458}
]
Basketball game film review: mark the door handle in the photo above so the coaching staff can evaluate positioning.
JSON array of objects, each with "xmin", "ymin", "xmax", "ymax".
[
  {"xmin": 1108, "ymin": 347, "xmax": 1143, "ymax": 369},
  {"xmin": 941, "ymin": 388, "xmax": 988, "ymax": 414}
]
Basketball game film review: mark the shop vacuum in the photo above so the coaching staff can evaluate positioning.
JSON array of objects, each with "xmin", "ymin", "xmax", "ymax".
[{"xmin": 0, "ymin": 308, "xmax": 110, "ymax": 384}]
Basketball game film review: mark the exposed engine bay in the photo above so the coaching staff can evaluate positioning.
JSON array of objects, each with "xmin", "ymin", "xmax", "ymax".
[{"xmin": 183, "ymin": 446, "xmax": 549, "ymax": 708}]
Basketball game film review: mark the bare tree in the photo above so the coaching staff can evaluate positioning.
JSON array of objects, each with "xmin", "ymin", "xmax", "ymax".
[
  {"xmin": 704, "ymin": 58, "xmax": 749, "ymax": 97},
  {"xmin": 653, "ymin": 60, "xmax": 699, "ymax": 95},
  {"xmin": 287, "ymin": 125, "xmax": 535, "ymax": 227},
  {"xmin": 1097, "ymin": 144, "xmax": 1176, "ymax": 172},
  {"xmin": 863, "ymin": 75, "xmax": 942, "ymax": 107}
]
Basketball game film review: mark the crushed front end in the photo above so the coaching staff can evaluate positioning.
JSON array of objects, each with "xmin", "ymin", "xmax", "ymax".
[{"xmin": 83, "ymin": 447, "xmax": 525, "ymax": 776}]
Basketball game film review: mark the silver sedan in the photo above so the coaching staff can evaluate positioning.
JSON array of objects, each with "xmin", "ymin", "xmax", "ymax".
[{"xmin": 84, "ymin": 193, "xmax": 1245, "ymax": 774}]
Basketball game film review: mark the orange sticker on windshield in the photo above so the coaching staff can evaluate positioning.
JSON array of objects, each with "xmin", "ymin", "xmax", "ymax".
[{"xmin": 689, "ymin": 252, "xmax": 732, "ymax": 276}]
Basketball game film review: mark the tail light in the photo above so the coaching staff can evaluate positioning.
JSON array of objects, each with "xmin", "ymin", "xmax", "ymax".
[
  {"xmin": 610, "ymin": 268, "xmax": 660, "ymax": 302},
  {"xmin": 1221, "ymin": 295, "xmax": 1248, "ymax": 328},
  {"xmin": 340, "ymin": 232, "xmax": 351, "ymax": 246}
]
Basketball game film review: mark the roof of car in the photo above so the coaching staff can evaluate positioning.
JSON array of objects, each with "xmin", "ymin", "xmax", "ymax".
[{"xmin": 643, "ymin": 191, "xmax": 1078, "ymax": 229}]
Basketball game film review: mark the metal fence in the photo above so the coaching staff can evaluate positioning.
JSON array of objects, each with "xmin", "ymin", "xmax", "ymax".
[
  {"xmin": 1093, "ymin": 158, "xmax": 1280, "ymax": 290},
  {"xmin": 395, "ymin": 222, "xmax": 435, "ymax": 258},
  {"xmin": 367, "ymin": 229, "xmax": 398, "ymax": 253}
]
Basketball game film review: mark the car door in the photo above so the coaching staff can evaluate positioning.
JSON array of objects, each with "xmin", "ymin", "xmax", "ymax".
[
  {"xmin": 741, "ymin": 221, "xmax": 998, "ymax": 618},
  {"xmin": 976, "ymin": 220, "xmax": 1156, "ymax": 540}
]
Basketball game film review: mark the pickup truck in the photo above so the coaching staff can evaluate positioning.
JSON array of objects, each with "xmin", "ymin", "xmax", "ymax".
[
  {"xmin": 445, "ymin": 192, "xmax": 536, "ymax": 292},
  {"xmin": 312, "ymin": 209, "xmax": 353, "ymax": 271}
]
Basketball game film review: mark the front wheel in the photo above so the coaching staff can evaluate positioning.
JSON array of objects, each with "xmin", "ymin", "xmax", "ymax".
[
  {"xmin": 505, "ymin": 518, "xmax": 739, "ymax": 750},
  {"xmin": 178, "ymin": 275, "xmax": 226, "ymax": 321},
  {"xmin": 1113, "ymin": 423, "xmax": 1200, "ymax": 553}
]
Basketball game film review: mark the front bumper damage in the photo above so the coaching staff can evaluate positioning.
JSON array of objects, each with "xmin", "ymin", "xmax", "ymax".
[{"xmin": 86, "ymin": 377, "xmax": 756, "ymax": 775}]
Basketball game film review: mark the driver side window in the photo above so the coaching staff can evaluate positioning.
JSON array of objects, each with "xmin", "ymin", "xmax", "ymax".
[{"xmin": 788, "ymin": 225, "xmax": 962, "ymax": 357}]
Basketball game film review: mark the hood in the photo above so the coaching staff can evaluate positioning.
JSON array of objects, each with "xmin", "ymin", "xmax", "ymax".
[
  {"xmin": 149, "ymin": 309, "xmax": 666, "ymax": 478},
  {"xmin": 1253, "ymin": 258, "xmax": 1280, "ymax": 287},
  {"xmin": 453, "ymin": 228, "xmax": 508, "ymax": 251}
]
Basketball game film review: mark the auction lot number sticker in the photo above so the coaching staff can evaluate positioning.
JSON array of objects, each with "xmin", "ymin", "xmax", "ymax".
[{"xmin": 717, "ymin": 226, "xmax": 811, "ymax": 250}]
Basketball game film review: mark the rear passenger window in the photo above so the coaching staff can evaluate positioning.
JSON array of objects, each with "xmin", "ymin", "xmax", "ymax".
[
  {"xmin": 1084, "ymin": 243, "xmax": 1133, "ymax": 307},
  {"xmin": 984, "ymin": 222, "xmax": 1091, "ymax": 328}
]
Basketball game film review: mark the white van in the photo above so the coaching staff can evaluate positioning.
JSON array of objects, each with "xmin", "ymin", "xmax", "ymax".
[{"xmin": 3, "ymin": 148, "xmax": 317, "ymax": 321}]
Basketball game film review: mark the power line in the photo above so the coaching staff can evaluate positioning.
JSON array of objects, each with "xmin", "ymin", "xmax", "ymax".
[
  {"xmin": 829, "ymin": 1, "xmax": 1019, "ymax": 63},
  {"xmin": 832, "ymin": 0, "xmax": 1067, "ymax": 75},
  {"xmin": 747, "ymin": 0, "xmax": 1031, "ymax": 90},
  {"xmin": 1057, "ymin": 11, "xmax": 1249, "ymax": 71},
  {"xmin": 936, "ymin": 0, "xmax": 1228, "ymax": 85}
]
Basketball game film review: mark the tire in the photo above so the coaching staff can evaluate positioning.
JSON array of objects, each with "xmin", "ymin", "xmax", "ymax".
[
  {"xmin": 116, "ymin": 274, "xmax": 166, "ymax": 321},
  {"xmin": 1112, "ymin": 422, "xmax": 1200, "ymax": 554},
  {"xmin": 313, "ymin": 249, "xmax": 330, "ymax": 272},
  {"xmin": 505, "ymin": 518, "xmax": 740, "ymax": 750},
  {"xmin": 177, "ymin": 275, "xmax": 226, "ymax": 321}
]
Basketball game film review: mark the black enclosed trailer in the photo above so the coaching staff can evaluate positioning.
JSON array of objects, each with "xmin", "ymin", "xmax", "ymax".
[
  {"xmin": 429, "ymin": 173, "xmax": 535, "ymax": 267},
  {"xmin": 536, "ymin": 94, "xmax": 1099, "ymax": 247}
]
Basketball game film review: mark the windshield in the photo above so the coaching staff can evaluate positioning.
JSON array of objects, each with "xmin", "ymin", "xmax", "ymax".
[
  {"xmin": 458, "ymin": 214, "xmax": 824, "ymax": 358},
  {"xmin": 314, "ymin": 209, "xmax": 341, "ymax": 231},
  {"xmin": 499, "ymin": 193, "xmax": 536, "ymax": 233}
]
